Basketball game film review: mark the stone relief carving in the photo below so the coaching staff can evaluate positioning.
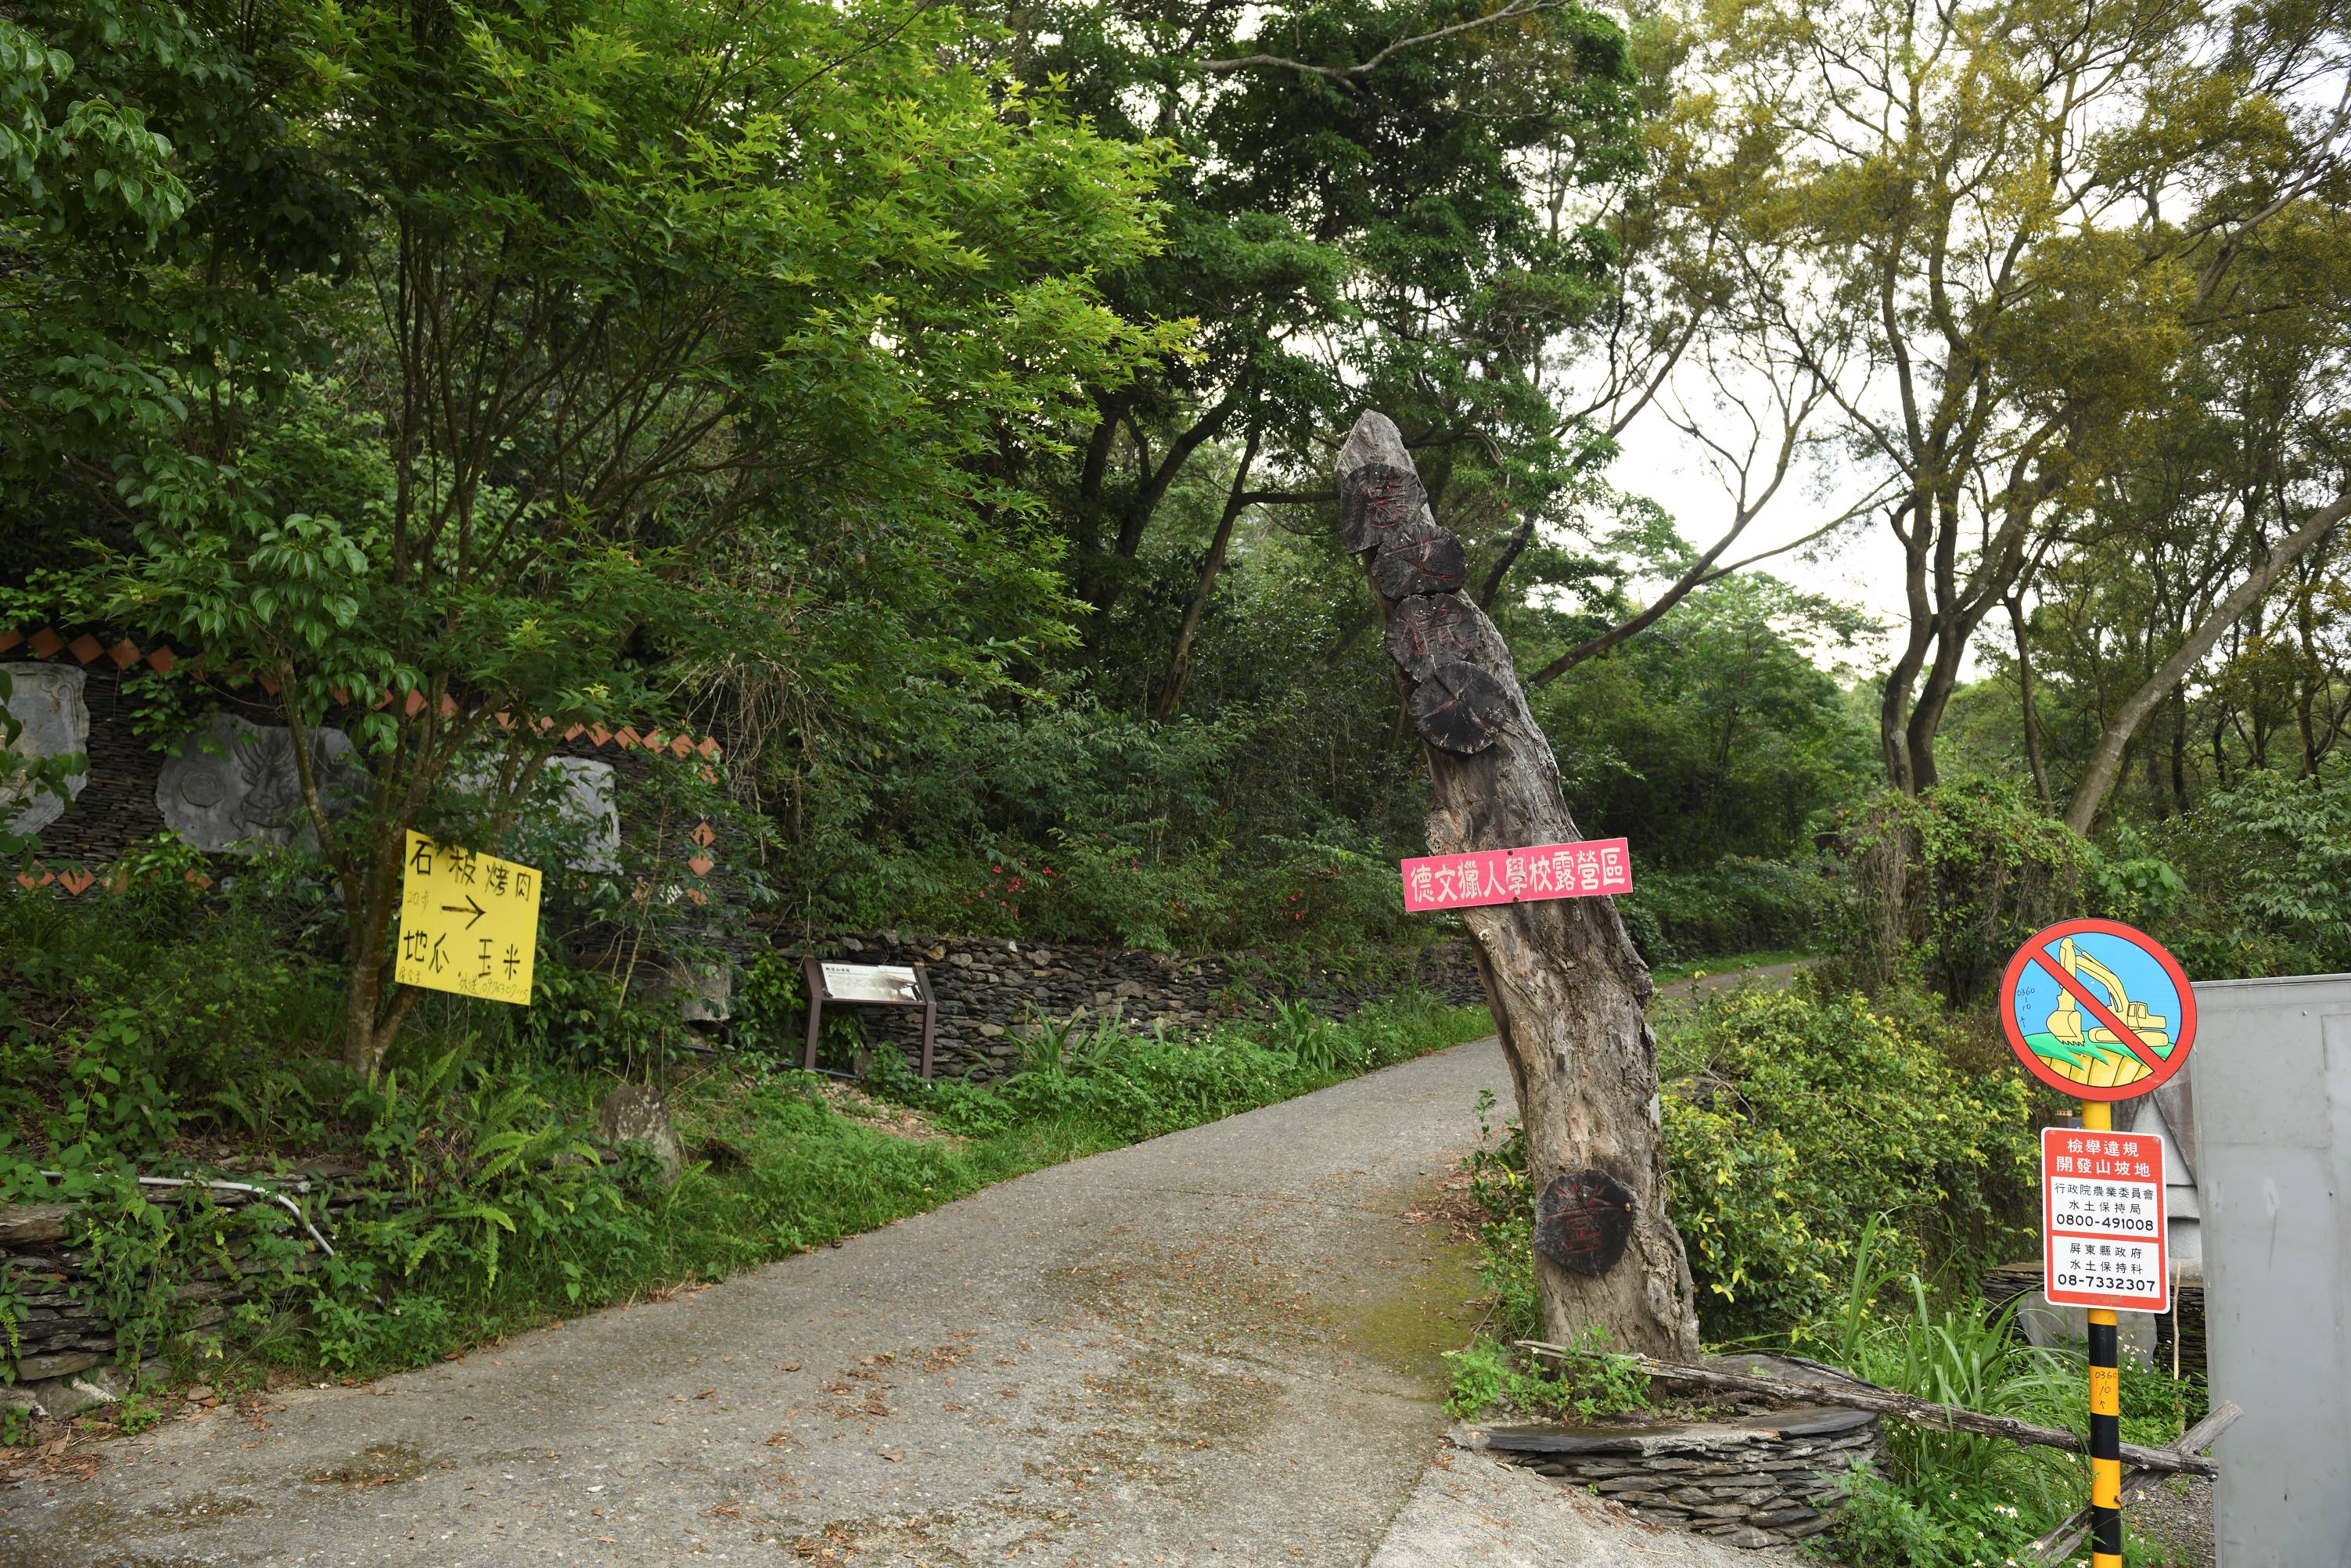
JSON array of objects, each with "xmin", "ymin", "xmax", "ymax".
[
  {"xmin": 156, "ymin": 712, "xmax": 369, "ymax": 853},
  {"xmin": 454, "ymin": 756, "xmax": 620, "ymax": 871},
  {"xmin": 2, "ymin": 664, "xmax": 91, "ymax": 836},
  {"xmin": 533, "ymin": 757, "xmax": 620, "ymax": 872}
]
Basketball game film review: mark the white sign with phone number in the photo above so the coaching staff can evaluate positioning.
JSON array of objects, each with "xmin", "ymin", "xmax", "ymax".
[{"xmin": 2040, "ymin": 1127, "xmax": 2169, "ymax": 1312}]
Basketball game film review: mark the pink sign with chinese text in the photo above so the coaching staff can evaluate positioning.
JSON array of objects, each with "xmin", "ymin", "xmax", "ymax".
[{"xmin": 1400, "ymin": 839, "xmax": 1632, "ymax": 913}]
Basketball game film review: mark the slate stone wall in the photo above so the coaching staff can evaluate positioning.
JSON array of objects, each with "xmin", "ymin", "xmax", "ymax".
[
  {"xmin": 785, "ymin": 930, "xmax": 1490, "ymax": 1078},
  {"xmin": 1475, "ymin": 1404, "xmax": 1885, "ymax": 1549},
  {"xmin": 0, "ymin": 1183, "xmax": 355, "ymax": 1419}
]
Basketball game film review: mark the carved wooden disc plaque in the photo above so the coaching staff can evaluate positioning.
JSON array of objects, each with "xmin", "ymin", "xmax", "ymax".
[
  {"xmin": 1371, "ymin": 525, "xmax": 1468, "ymax": 599},
  {"xmin": 1407, "ymin": 660, "xmax": 1511, "ymax": 754},
  {"xmin": 1340, "ymin": 462, "xmax": 1428, "ymax": 554},
  {"xmin": 1386, "ymin": 592, "xmax": 1479, "ymax": 678},
  {"xmin": 1533, "ymin": 1167, "xmax": 1635, "ymax": 1276}
]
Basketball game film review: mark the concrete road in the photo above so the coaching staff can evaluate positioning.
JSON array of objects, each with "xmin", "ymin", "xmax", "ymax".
[{"xmin": 3, "ymin": 1040, "xmax": 1519, "ymax": 1567}]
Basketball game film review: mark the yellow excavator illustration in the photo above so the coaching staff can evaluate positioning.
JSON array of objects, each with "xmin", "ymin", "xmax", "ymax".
[{"xmin": 2042, "ymin": 937, "xmax": 2169, "ymax": 1087}]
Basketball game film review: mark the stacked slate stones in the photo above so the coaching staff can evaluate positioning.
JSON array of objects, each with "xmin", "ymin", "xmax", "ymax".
[
  {"xmin": 1340, "ymin": 460, "xmax": 1513, "ymax": 755},
  {"xmin": 2, "ymin": 1184, "xmax": 347, "ymax": 1419},
  {"xmin": 1474, "ymin": 1401, "xmax": 1886, "ymax": 1549}
]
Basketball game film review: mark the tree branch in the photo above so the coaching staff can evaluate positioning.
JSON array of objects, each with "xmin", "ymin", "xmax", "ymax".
[
  {"xmin": 1201, "ymin": 1, "xmax": 1555, "ymax": 85},
  {"xmin": 2065, "ymin": 482, "xmax": 2351, "ymax": 833}
]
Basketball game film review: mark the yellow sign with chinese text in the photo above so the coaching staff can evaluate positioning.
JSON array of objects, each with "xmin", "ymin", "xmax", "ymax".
[{"xmin": 394, "ymin": 831, "xmax": 541, "ymax": 1005}]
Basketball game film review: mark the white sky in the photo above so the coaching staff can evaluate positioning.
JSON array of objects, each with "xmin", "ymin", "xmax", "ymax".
[{"xmin": 1608, "ymin": 414, "xmax": 1961, "ymax": 682}]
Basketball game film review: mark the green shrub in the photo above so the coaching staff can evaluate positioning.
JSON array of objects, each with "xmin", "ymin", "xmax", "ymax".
[
  {"xmin": 517, "ymin": 961, "xmax": 687, "ymax": 1072},
  {"xmin": 728, "ymin": 951, "xmax": 806, "ymax": 1052},
  {"xmin": 2145, "ymin": 768, "xmax": 2351, "ymax": 979},
  {"xmin": 1820, "ymin": 1221, "xmax": 2109, "ymax": 1567},
  {"xmin": 1830, "ymin": 779, "xmax": 2095, "ymax": 1005},
  {"xmin": 1662, "ymin": 987, "xmax": 2037, "ymax": 1342},
  {"xmin": 1622, "ymin": 857, "xmax": 1826, "ymax": 961}
]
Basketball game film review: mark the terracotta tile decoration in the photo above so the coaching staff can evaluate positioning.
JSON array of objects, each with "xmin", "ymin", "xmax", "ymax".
[
  {"xmin": 54, "ymin": 869, "xmax": 95, "ymax": 897},
  {"xmin": 3, "ymin": 628, "xmax": 723, "ymax": 780},
  {"xmin": 688, "ymin": 854, "xmax": 714, "ymax": 878},
  {"xmin": 691, "ymin": 821, "xmax": 715, "ymax": 847}
]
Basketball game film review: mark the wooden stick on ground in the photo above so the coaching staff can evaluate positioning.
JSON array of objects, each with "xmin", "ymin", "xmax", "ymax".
[
  {"xmin": 1515, "ymin": 1341, "xmax": 2222, "ymax": 1478},
  {"xmin": 2027, "ymin": 1401, "xmax": 2240, "ymax": 1561}
]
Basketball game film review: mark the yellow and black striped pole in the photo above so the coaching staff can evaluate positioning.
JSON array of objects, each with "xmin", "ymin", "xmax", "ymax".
[{"xmin": 2082, "ymin": 1099, "xmax": 2123, "ymax": 1568}]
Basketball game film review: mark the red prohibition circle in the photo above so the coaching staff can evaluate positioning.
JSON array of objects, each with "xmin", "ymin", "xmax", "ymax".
[{"xmin": 1997, "ymin": 916, "xmax": 2196, "ymax": 1101}]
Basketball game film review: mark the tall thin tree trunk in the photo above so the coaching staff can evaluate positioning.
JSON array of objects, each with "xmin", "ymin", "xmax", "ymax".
[
  {"xmin": 2169, "ymin": 686, "xmax": 2191, "ymax": 815},
  {"xmin": 2007, "ymin": 593, "xmax": 2053, "ymax": 811},
  {"xmin": 2295, "ymin": 564, "xmax": 2321, "ymax": 776},
  {"xmin": 1154, "ymin": 425, "xmax": 1261, "ymax": 721}
]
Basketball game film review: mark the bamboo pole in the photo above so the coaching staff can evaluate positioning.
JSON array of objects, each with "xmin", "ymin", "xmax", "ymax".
[{"xmin": 1514, "ymin": 1342, "xmax": 2222, "ymax": 1478}]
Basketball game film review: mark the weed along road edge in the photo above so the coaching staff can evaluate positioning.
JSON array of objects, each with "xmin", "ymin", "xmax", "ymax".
[{"xmin": 5, "ymin": 1038, "xmax": 1521, "ymax": 1567}]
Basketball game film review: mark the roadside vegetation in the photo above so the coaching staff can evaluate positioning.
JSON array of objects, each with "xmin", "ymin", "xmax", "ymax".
[
  {"xmin": 4, "ymin": 0, "xmax": 2348, "ymax": 1559},
  {"xmin": 0, "ymin": 876, "xmax": 1490, "ymax": 1401},
  {"xmin": 1440, "ymin": 779, "xmax": 2255, "ymax": 1563}
]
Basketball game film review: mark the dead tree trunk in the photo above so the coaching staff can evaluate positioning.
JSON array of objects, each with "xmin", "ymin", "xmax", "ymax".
[{"xmin": 1335, "ymin": 411, "xmax": 1699, "ymax": 1358}]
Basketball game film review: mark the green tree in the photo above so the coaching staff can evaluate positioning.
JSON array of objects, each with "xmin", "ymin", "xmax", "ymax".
[
  {"xmin": 1666, "ymin": 0, "xmax": 2351, "ymax": 796},
  {"xmin": 1535, "ymin": 574, "xmax": 1875, "ymax": 865},
  {"xmin": 6, "ymin": 0, "xmax": 1175, "ymax": 1074},
  {"xmin": 1011, "ymin": 0, "xmax": 1647, "ymax": 713}
]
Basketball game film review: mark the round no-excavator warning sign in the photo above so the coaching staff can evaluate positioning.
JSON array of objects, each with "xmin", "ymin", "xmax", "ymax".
[{"xmin": 1998, "ymin": 917, "xmax": 2195, "ymax": 1101}]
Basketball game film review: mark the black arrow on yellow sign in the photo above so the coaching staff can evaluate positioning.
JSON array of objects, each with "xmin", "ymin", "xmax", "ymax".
[{"xmin": 440, "ymin": 894, "xmax": 487, "ymax": 928}]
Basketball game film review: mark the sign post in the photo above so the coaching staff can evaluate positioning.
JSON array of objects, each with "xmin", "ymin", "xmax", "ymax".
[{"xmin": 1998, "ymin": 918, "xmax": 2197, "ymax": 1568}]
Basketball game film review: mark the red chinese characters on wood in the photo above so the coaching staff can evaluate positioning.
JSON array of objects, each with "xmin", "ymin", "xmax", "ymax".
[
  {"xmin": 1399, "ymin": 838, "xmax": 1632, "ymax": 913},
  {"xmin": 1369, "ymin": 523, "xmax": 1468, "ymax": 599},
  {"xmin": 1406, "ymin": 659, "xmax": 1510, "ymax": 753},
  {"xmin": 1339, "ymin": 462, "xmax": 1428, "ymax": 553},
  {"xmin": 1535, "ymin": 1168, "xmax": 1636, "ymax": 1276},
  {"xmin": 1386, "ymin": 592, "xmax": 1479, "ymax": 678}
]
